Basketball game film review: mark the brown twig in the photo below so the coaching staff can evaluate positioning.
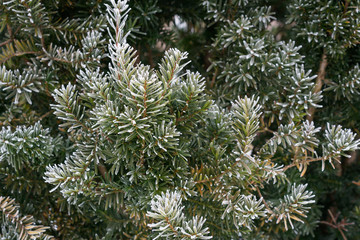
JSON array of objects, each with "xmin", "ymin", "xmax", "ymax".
[
  {"xmin": 255, "ymin": 186, "xmax": 273, "ymax": 214},
  {"xmin": 307, "ymin": 52, "xmax": 328, "ymax": 122},
  {"xmin": 0, "ymin": 51, "xmax": 42, "ymax": 65},
  {"xmin": 210, "ymin": 68, "xmax": 218, "ymax": 88},
  {"xmin": 0, "ymin": 39, "xmax": 12, "ymax": 48},
  {"xmin": 146, "ymin": 44, "xmax": 155, "ymax": 68},
  {"xmin": 343, "ymin": 0, "xmax": 350, "ymax": 13},
  {"xmin": 38, "ymin": 110, "xmax": 54, "ymax": 121},
  {"xmin": 98, "ymin": 163, "xmax": 109, "ymax": 180},
  {"xmin": 0, "ymin": 23, "xmax": 17, "ymax": 48},
  {"xmin": 320, "ymin": 209, "xmax": 354, "ymax": 240},
  {"xmin": 282, "ymin": 157, "xmax": 324, "ymax": 172}
]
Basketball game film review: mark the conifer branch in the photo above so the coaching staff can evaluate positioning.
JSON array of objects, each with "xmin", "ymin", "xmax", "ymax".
[
  {"xmin": 0, "ymin": 196, "xmax": 51, "ymax": 240},
  {"xmin": 1, "ymin": 0, "xmax": 359, "ymax": 238}
]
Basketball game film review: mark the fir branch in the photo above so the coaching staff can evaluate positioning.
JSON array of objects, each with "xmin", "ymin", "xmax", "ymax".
[
  {"xmin": 0, "ymin": 122, "xmax": 61, "ymax": 170},
  {"xmin": 0, "ymin": 39, "xmax": 41, "ymax": 65},
  {"xmin": 268, "ymin": 184, "xmax": 315, "ymax": 231},
  {"xmin": 147, "ymin": 191, "xmax": 212, "ymax": 239},
  {"xmin": 0, "ymin": 196, "xmax": 51, "ymax": 240}
]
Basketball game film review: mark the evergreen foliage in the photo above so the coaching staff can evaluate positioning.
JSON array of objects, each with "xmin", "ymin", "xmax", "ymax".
[
  {"xmin": 0, "ymin": 196, "xmax": 51, "ymax": 240},
  {"xmin": 1, "ymin": 0, "xmax": 360, "ymax": 239}
]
